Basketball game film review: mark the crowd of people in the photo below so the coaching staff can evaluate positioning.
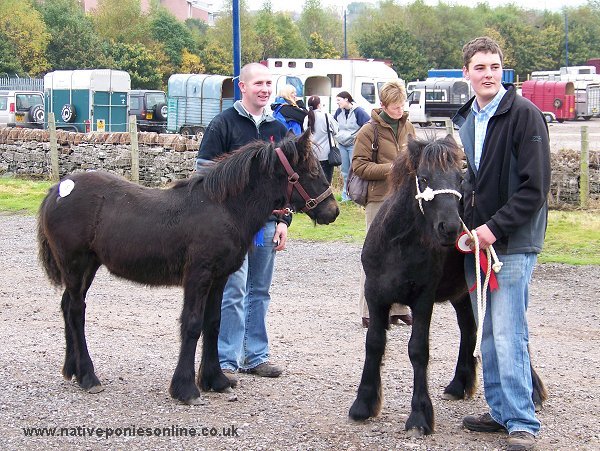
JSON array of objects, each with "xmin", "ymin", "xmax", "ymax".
[{"xmin": 195, "ymin": 35, "xmax": 548, "ymax": 450}]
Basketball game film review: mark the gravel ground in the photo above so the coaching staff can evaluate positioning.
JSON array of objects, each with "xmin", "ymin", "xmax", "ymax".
[{"xmin": 0, "ymin": 214, "xmax": 599, "ymax": 450}]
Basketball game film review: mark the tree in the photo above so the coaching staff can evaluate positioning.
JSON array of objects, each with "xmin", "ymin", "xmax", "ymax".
[
  {"xmin": 299, "ymin": 0, "xmax": 343, "ymax": 55},
  {"xmin": 106, "ymin": 42, "xmax": 163, "ymax": 89},
  {"xmin": 37, "ymin": 0, "xmax": 109, "ymax": 70},
  {"xmin": 200, "ymin": 42, "xmax": 233, "ymax": 75},
  {"xmin": 0, "ymin": 30, "xmax": 24, "ymax": 75},
  {"xmin": 308, "ymin": 32, "xmax": 340, "ymax": 59},
  {"xmin": 149, "ymin": 8, "xmax": 197, "ymax": 68},
  {"xmin": 92, "ymin": 0, "xmax": 150, "ymax": 45},
  {"xmin": 255, "ymin": 2, "xmax": 307, "ymax": 59},
  {"xmin": 0, "ymin": 0, "xmax": 50, "ymax": 76},
  {"xmin": 180, "ymin": 49, "xmax": 205, "ymax": 74}
]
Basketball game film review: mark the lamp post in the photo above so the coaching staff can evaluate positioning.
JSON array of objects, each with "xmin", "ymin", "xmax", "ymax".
[
  {"xmin": 232, "ymin": 0, "xmax": 241, "ymax": 100},
  {"xmin": 564, "ymin": 11, "xmax": 569, "ymax": 68},
  {"xmin": 343, "ymin": 8, "xmax": 347, "ymax": 59}
]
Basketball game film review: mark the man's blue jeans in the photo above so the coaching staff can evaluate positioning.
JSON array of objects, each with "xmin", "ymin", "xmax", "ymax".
[
  {"xmin": 339, "ymin": 143, "xmax": 353, "ymax": 201},
  {"xmin": 218, "ymin": 220, "xmax": 277, "ymax": 371},
  {"xmin": 464, "ymin": 252, "xmax": 541, "ymax": 435}
]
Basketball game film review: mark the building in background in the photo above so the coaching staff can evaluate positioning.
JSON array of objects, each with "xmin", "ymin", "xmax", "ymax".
[{"xmin": 78, "ymin": 0, "xmax": 215, "ymax": 24}]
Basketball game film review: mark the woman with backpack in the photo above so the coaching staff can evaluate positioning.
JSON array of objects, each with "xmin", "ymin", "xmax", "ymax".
[
  {"xmin": 304, "ymin": 95, "xmax": 339, "ymax": 183},
  {"xmin": 271, "ymin": 85, "xmax": 308, "ymax": 135},
  {"xmin": 333, "ymin": 91, "xmax": 370, "ymax": 201}
]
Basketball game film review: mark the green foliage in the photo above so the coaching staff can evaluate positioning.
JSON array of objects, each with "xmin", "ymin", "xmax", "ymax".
[
  {"xmin": 0, "ymin": 30, "xmax": 24, "ymax": 75},
  {"xmin": 299, "ymin": 0, "xmax": 343, "ymax": 55},
  {"xmin": 150, "ymin": 8, "xmax": 197, "ymax": 68},
  {"xmin": 37, "ymin": 0, "xmax": 110, "ymax": 70},
  {"xmin": 92, "ymin": 0, "xmax": 150, "ymax": 45},
  {"xmin": 107, "ymin": 42, "xmax": 163, "ymax": 89},
  {"xmin": 199, "ymin": 42, "xmax": 232, "ymax": 75},
  {"xmin": 308, "ymin": 32, "xmax": 341, "ymax": 59},
  {"xmin": 0, "ymin": 0, "xmax": 50, "ymax": 76}
]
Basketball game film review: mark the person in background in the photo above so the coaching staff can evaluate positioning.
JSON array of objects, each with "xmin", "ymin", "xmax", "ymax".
[
  {"xmin": 333, "ymin": 91, "xmax": 370, "ymax": 201},
  {"xmin": 351, "ymin": 80, "xmax": 415, "ymax": 328},
  {"xmin": 304, "ymin": 95, "xmax": 339, "ymax": 183},
  {"xmin": 453, "ymin": 36, "xmax": 550, "ymax": 451},
  {"xmin": 271, "ymin": 84, "xmax": 308, "ymax": 135},
  {"xmin": 196, "ymin": 62, "xmax": 290, "ymax": 381}
]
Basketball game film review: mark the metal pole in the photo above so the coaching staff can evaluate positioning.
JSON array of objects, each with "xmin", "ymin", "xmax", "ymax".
[
  {"xmin": 565, "ymin": 12, "xmax": 569, "ymax": 68},
  {"xmin": 344, "ymin": 9, "xmax": 347, "ymax": 59},
  {"xmin": 232, "ymin": 0, "xmax": 241, "ymax": 101}
]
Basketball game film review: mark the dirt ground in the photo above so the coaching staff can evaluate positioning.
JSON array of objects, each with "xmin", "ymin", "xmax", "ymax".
[{"xmin": 0, "ymin": 214, "xmax": 599, "ymax": 450}]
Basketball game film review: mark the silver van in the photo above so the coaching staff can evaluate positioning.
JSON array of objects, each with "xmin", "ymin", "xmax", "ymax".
[{"xmin": 0, "ymin": 90, "xmax": 45, "ymax": 128}]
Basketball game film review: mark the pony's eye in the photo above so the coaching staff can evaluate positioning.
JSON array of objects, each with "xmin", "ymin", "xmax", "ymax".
[{"xmin": 420, "ymin": 176, "xmax": 428, "ymax": 185}]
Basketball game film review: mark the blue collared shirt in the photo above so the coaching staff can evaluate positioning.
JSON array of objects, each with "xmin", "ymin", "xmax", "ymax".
[{"xmin": 472, "ymin": 85, "xmax": 506, "ymax": 170}]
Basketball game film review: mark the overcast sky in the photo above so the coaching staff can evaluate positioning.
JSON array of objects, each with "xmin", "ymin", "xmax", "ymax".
[{"xmin": 213, "ymin": 0, "xmax": 588, "ymax": 13}]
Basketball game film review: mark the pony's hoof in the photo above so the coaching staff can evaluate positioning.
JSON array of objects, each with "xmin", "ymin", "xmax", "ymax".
[
  {"xmin": 183, "ymin": 396, "xmax": 206, "ymax": 406},
  {"xmin": 87, "ymin": 384, "xmax": 104, "ymax": 394},
  {"xmin": 534, "ymin": 401, "xmax": 543, "ymax": 412},
  {"xmin": 441, "ymin": 392, "xmax": 461, "ymax": 401},
  {"xmin": 406, "ymin": 427, "xmax": 425, "ymax": 438}
]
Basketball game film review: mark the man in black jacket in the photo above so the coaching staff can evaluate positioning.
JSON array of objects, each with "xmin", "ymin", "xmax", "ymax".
[
  {"xmin": 196, "ymin": 63, "xmax": 289, "ymax": 381},
  {"xmin": 453, "ymin": 37, "xmax": 550, "ymax": 451}
]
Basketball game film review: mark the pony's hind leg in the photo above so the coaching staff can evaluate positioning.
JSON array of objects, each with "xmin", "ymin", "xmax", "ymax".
[
  {"xmin": 530, "ymin": 348, "xmax": 547, "ymax": 411},
  {"xmin": 349, "ymin": 302, "xmax": 391, "ymax": 421},
  {"xmin": 443, "ymin": 293, "xmax": 478, "ymax": 401},
  {"xmin": 198, "ymin": 277, "xmax": 233, "ymax": 393},
  {"xmin": 62, "ymin": 257, "xmax": 102, "ymax": 393}
]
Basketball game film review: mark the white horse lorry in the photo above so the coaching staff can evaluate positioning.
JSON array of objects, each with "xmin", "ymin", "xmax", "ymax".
[
  {"xmin": 405, "ymin": 78, "xmax": 473, "ymax": 127},
  {"xmin": 261, "ymin": 58, "xmax": 402, "ymax": 114}
]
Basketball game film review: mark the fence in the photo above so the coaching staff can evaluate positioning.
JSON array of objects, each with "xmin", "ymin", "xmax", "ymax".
[{"xmin": 0, "ymin": 76, "xmax": 44, "ymax": 92}]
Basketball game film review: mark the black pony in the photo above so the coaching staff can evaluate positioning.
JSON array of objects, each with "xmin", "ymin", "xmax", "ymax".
[
  {"xmin": 38, "ymin": 131, "xmax": 339, "ymax": 404},
  {"xmin": 349, "ymin": 135, "xmax": 546, "ymax": 435}
]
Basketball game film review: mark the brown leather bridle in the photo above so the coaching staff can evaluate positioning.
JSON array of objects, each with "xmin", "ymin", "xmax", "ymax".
[{"xmin": 274, "ymin": 147, "xmax": 332, "ymax": 214}]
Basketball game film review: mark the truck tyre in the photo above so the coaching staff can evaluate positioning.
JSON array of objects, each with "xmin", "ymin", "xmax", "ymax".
[
  {"xmin": 583, "ymin": 115, "xmax": 592, "ymax": 121},
  {"xmin": 61, "ymin": 104, "xmax": 76, "ymax": 123},
  {"xmin": 28, "ymin": 105, "xmax": 45, "ymax": 125},
  {"xmin": 154, "ymin": 102, "xmax": 168, "ymax": 121},
  {"xmin": 553, "ymin": 98, "xmax": 562, "ymax": 109},
  {"xmin": 543, "ymin": 113, "xmax": 554, "ymax": 123},
  {"xmin": 180, "ymin": 126, "xmax": 191, "ymax": 137},
  {"xmin": 194, "ymin": 126, "xmax": 205, "ymax": 140}
]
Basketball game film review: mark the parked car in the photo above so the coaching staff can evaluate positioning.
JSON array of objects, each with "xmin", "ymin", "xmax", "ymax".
[
  {"xmin": 0, "ymin": 90, "xmax": 45, "ymax": 128},
  {"xmin": 129, "ymin": 90, "xmax": 168, "ymax": 133}
]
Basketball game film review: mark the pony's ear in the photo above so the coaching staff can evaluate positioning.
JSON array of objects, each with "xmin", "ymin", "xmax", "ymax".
[
  {"xmin": 297, "ymin": 129, "xmax": 312, "ymax": 157},
  {"xmin": 406, "ymin": 134, "xmax": 423, "ymax": 173}
]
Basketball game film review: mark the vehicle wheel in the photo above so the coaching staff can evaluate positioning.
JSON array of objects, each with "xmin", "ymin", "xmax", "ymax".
[
  {"xmin": 61, "ymin": 104, "xmax": 76, "ymax": 123},
  {"xmin": 543, "ymin": 113, "xmax": 554, "ymax": 123},
  {"xmin": 28, "ymin": 104, "xmax": 45, "ymax": 125},
  {"xmin": 154, "ymin": 102, "xmax": 168, "ymax": 121},
  {"xmin": 583, "ymin": 115, "xmax": 592, "ymax": 121},
  {"xmin": 180, "ymin": 126, "xmax": 192, "ymax": 137},
  {"xmin": 557, "ymin": 118, "xmax": 564, "ymax": 123},
  {"xmin": 553, "ymin": 98, "xmax": 562, "ymax": 109},
  {"xmin": 194, "ymin": 126, "xmax": 205, "ymax": 140}
]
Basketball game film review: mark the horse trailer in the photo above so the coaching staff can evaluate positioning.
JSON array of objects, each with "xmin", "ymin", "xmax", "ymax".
[
  {"xmin": 405, "ymin": 78, "xmax": 472, "ymax": 126},
  {"xmin": 166, "ymin": 74, "xmax": 234, "ymax": 138},
  {"xmin": 44, "ymin": 69, "xmax": 130, "ymax": 132},
  {"xmin": 521, "ymin": 80, "xmax": 576, "ymax": 123}
]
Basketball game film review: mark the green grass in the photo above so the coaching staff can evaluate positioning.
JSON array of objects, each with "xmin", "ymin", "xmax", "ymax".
[
  {"xmin": 1, "ymin": 178, "xmax": 598, "ymax": 265},
  {"xmin": 0, "ymin": 177, "xmax": 52, "ymax": 214}
]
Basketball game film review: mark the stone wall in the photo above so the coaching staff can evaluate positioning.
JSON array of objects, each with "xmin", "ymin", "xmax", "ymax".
[{"xmin": 1, "ymin": 127, "xmax": 598, "ymax": 206}]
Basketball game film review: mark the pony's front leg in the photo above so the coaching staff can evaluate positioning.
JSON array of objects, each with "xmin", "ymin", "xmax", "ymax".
[
  {"xmin": 405, "ymin": 299, "xmax": 435, "ymax": 437},
  {"xmin": 169, "ymin": 279, "xmax": 208, "ymax": 405},
  {"xmin": 443, "ymin": 293, "xmax": 477, "ymax": 401},
  {"xmin": 349, "ymin": 302, "xmax": 391, "ymax": 420},
  {"xmin": 198, "ymin": 277, "xmax": 233, "ymax": 393}
]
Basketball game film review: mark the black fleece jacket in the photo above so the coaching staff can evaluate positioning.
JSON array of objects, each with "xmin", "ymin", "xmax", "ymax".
[{"xmin": 452, "ymin": 84, "xmax": 551, "ymax": 254}]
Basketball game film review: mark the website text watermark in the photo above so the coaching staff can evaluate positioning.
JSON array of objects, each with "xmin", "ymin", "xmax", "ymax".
[{"xmin": 22, "ymin": 424, "xmax": 239, "ymax": 439}]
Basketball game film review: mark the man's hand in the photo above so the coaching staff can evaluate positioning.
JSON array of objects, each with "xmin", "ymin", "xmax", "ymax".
[
  {"xmin": 273, "ymin": 222, "xmax": 288, "ymax": 251},
  {"xmin": 466, "ymin": 224, "xmax": 497, "ymax": 251}
]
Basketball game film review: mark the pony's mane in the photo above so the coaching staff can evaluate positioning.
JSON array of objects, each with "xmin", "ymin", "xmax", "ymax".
[
  {"xmin": 180, "ymin": 134, "xmax": 316, "ymax": 202},
  {"xmin": 389, "ymin": 135, "xmax": 462, "ymax": 193}
]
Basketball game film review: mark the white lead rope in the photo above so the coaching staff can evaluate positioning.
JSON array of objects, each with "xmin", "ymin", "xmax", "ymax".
[{"xmin": 459, "ymin": 219, "xmax": 502, "ymax": 358}]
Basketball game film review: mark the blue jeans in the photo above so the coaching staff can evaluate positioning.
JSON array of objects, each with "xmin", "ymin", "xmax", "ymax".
[
  {"xmin": 218, "ymin": 220, "xmax": 277, "ymax": 371},
  {"xmin": 464, "ymin": 252, "xmax": 541, "ymax": 435},
  {"xmin": 339, "ymin": 143, "xmax": 353, "ymax": 201}
]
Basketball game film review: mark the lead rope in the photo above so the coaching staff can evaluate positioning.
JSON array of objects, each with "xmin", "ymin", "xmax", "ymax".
[{"xmin": 459, "ymin": 219, "xmax": 502, "ymax": 358}]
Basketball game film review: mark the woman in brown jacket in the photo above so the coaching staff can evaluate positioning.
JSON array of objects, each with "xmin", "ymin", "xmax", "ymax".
[{"xmin": 352, "ymin": 80, "xmax": 416, "ymax": 328}]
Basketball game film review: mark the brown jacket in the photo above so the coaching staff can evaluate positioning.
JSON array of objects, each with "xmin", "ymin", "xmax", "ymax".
[{"xmin": 351, "ymin": 109, "xmax": 416, "ymax": 203}]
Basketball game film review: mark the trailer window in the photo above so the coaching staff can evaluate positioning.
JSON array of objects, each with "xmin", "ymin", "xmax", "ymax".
[
  {"xmin": 425, "ymin": 90, "xmax": 447, "ymax": 102},
  {"xmin": 305, "ymin": 62, "xmax": 313, "ymax": 69},
  {"xmin": 327, "ymin": 74, "xmax": 342, "ymax": 88},
  {"xmin": 274, "ymin": 61, "xmax": 283, "ymax": 67},
  {"xmin": 287, "ymin": 61, "xmax": 297, "ymax": 68},
  {"xmin": 361, "ymin": 83, "xmax": 376, "ymax": 104}
]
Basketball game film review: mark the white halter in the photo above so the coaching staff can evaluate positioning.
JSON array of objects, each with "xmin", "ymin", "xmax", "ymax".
[{"xmin": 414, "ymin": 176, "xmax": 462, "ymax": 214}]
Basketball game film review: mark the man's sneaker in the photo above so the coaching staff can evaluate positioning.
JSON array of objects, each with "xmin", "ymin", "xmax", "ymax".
[
  {"xmin": 463, "ymin": 412, "xmax": 506, "ymax": 432},
  {"xmin": 507, "ymin": 431, "xmax": 536, "ymax": 450},
  {"xmin": 221, "ymin": 368, "xmax": 238, "ymax": 388},
  {"xmin": 242, "ymin": 362, "xmax": 283, "ymax": 378}
]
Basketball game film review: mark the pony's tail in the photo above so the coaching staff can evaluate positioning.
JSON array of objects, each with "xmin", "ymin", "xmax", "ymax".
[{"xmin": 37, "ymin": 196, "xmax": 63, "ymax": 287}]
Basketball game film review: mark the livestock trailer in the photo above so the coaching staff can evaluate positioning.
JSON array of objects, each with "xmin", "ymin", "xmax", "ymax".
[
  {"xmin": 44, "ymin": 69, "xmax": 130, "ymax": 132},
  {"xmin": 166, "ymin": 74, "xmax": 234, "ymax": 138},
  {"xmin": 521, "ymin": 80, "xmax": 576, "ymax": 123},
  {"xmin": 405, "ymin": 78, "xmax": 472, "ymax": 126}
]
